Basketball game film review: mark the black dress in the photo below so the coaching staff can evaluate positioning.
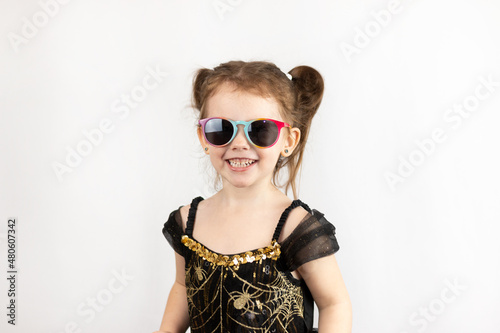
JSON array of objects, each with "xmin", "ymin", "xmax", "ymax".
[{"xmin": 163, "ymin": 197, "xmax": 340, "ymax": 333}]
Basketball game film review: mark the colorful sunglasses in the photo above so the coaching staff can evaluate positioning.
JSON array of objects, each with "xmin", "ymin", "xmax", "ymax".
[{"xmin": 198, "ymin": 117, "xmax": 291, "ymax": 148}]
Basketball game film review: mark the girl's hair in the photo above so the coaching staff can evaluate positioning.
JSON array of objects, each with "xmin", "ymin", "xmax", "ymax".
[{"xmin": 191, "ymin": 60, "xmax": 324, "ymax": 199}]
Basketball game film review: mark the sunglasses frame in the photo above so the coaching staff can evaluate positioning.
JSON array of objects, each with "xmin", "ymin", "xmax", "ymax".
[{"xmin": 198, "ymin": 117, "xmax": 291, "ymax": 149}]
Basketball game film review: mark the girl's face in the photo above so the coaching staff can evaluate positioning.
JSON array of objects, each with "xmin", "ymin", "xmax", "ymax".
[{"xmin": 198, "ymin": 82, "xmax": 300, "ymax": 192}]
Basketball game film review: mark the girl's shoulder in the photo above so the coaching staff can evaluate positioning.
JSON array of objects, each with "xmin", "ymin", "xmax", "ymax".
[
  {"xmin": 173, "ymin": 196, "xmax": 204, "ymax": 233},
  {"xmin": 278, "ymin": 204, "xmax": 311, "ymax": 242},
  {"xmin": 178, "ymin": 204, "xmax": 190, "ymax": 232}
]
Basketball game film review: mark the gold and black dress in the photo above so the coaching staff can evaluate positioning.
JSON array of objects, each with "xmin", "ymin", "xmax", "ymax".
[{"xmin": 163, "ymin": 196, "xmax": 340, "ymax": 333}]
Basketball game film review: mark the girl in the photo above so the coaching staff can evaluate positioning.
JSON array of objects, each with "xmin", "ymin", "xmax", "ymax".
[{"xmin": 156, "ymin": 61, "xmax": 352, "ymax": 332}]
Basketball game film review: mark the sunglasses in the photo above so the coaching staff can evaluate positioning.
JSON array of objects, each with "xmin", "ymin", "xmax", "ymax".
[{"xmin": 198, "ymin": 117, "xmax": 291, "ymax": 148}]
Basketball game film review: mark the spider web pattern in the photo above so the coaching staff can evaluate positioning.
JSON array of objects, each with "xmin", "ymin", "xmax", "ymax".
[
  {"xmin": 185, "ymin": 253, "xmax": 308, "ymax": 332},
  {"xmin": 225, "ymin": 266, "xmax": 305, "ymax": 332}
]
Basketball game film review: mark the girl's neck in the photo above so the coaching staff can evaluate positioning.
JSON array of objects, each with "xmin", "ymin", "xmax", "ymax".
[{"xmin": 215, "ymin": 182, "xmax": 287, "ymax": 209}]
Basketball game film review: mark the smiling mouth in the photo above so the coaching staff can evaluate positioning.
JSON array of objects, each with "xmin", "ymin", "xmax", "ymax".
[{"xmin": 227, "ymin": 158, "xmax": 257, "ymax": 168}]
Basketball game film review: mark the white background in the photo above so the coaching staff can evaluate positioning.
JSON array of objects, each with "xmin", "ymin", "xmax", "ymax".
[{"xmin": 1, "ymin": 0, "xmax": 500, "ymax": 332}]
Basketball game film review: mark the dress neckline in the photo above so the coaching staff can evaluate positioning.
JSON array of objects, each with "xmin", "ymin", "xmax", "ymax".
[
  {"xmin": 181, "ymin": 233, "xmax": 282, "ymax": 269},
  {"xmin": 185, "ymin": 233, "xmax": 274, "ymax": 257},
  {"xmin": 181, "ymin": 196, "xmax": 312, "ymax": 268}
]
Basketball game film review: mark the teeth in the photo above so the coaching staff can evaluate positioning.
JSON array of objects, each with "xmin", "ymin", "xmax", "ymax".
[{"xmin": 228, "ymin": 159, "xmax": 256, "ymax": 168}]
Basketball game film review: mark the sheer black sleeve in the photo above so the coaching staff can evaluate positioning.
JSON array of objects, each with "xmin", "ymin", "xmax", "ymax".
[
  {"xmin": 280, "ymin": 209, "xmax": 340, "ymax": 272},
  {"xmin": 162, "ymin": 208, "xmax": 185, "ymax": 256}
]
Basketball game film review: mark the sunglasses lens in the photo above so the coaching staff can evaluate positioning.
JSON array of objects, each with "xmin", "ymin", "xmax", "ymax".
[
  {"xmin": 204, "ymin": 118, "xmax": 234, "ymax": 146},
  {"xmin": 248, "ymin": 120, "xmax": 279, "ymax": 147}
]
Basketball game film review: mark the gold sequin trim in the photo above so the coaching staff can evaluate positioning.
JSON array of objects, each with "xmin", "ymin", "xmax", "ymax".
[{"xmin": 181, "ymin": 235, "xmax": 281, "ymax": 270}]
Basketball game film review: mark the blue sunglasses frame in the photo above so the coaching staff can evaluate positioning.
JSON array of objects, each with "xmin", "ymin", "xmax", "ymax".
[{"xmin": 198, "ymin": 117, "xmax": 291, "ymax": 148}]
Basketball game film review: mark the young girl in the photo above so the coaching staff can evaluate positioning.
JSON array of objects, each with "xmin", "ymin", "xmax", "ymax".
[{"xmin": 156, "ymin": 61, "xmax": 352, "ymax": 332}]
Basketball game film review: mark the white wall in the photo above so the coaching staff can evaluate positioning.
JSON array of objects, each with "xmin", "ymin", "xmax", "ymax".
[{"xmin": 1, "ymin": 0, "xmax": 499, "ymax": 332}]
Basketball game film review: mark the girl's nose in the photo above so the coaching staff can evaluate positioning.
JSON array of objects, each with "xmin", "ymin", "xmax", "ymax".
[{"xmin": 230, "ymin": 125, "xmax": 250, "ymax": 149}]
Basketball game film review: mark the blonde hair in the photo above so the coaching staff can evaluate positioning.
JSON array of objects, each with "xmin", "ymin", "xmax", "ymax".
[{"xmin": 191, "ymin": 60, "xmax": 324, "ymax": 199}]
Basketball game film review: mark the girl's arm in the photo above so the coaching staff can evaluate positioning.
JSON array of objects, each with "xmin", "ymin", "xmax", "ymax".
[
  {"xmin": 153, "ymin": 252, "xmax": 190, "ymax": 333},
  {"xmin": 298, "ymin": 254, "xmax": 352, "ymax": 332}
]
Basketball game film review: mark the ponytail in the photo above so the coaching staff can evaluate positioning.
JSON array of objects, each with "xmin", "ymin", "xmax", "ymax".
[{"xmin": 277, "ymin": 66, "xmax": 324, "ymax": 199}]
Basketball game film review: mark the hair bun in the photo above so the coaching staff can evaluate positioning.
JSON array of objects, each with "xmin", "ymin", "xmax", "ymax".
[{"xmin": 289, "ymin": 66, "xmax": 324, "ymax": 120}]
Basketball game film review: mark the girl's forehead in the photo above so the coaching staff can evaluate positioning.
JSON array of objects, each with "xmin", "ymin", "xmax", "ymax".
[{"xmin": 205, "ymin": 84, "xmax": 284, "ymax": 121}]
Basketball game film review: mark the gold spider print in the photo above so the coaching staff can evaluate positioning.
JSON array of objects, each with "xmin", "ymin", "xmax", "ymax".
[
  {"xmin": 230, "ymin": 282, "xmax": 263, "ymax": 311},
  {"xmin": 192, "ymin": 261, "xmax": 207, "ymax": 281}
]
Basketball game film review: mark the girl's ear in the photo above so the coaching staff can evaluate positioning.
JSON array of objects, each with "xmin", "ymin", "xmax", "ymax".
[
  {"xmin": 197, "ymin": 126, "xmax": 210, "ymax": 154},
  {"xmin": 281, "ymin": 127, "xmax": 301, "ymax": 157}
]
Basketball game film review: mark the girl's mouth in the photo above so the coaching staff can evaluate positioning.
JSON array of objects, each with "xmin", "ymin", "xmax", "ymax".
[{"xmin": 227, "ymin": 158, "xmax": 257, "ymax": 168}]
